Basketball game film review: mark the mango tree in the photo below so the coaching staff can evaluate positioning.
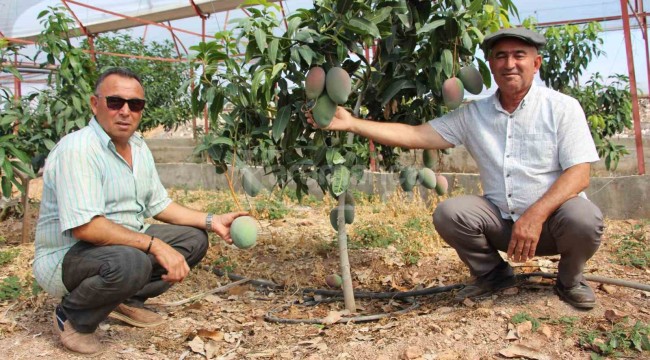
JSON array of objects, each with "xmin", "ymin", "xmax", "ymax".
[{"xmin": 190, "ymin": 0, "xmax": 516, "ymax": 311}]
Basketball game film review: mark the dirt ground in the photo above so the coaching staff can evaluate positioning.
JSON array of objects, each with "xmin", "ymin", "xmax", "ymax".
[{"xmin": 0, "ymin": 180, "xmax": 649, "ymax": 360}]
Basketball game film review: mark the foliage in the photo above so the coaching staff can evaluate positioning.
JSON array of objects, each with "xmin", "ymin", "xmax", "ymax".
[
  {"xmin": 579, "ymin": 318, "xmax": 650, "ymax": 358},
  {"xmin": 528, "ymin": 18, "xmax": 633, "ymax": 171},
  {"xmin": 0, "ymin": 276, "xmax": 23, "ymax": 301},
  {"xmin": 0, "ymin": 249, "xmax": 20, "ymax": 266},
  {"xmin": 612, "ymin": 221, "xmax": 649, "ymax": 269},
  {"xmin": 534, "ymin": 21, "xmax": 604, "ymax": 92},
  {"xmin": 80, "ymin": 32, "xmax": 192, "ymax": 132},
  {"xmin": 566, "ymin": 74, "xmax": 632, "ymax": 171},
  {"xmin": 190, "ymin": 0, "xmax": 515, "ymax": 200}
]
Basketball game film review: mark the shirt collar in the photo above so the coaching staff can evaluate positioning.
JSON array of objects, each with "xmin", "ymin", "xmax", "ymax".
[
  {"xmin": 491, "ymin": 82, "xmax": 538, "ymax": 114},
  {"xmin": 89, "ymin": 117, "xmax": 144, "ymax": 149}
]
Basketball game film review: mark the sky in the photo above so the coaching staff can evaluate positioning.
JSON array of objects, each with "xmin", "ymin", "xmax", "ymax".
[{"xmin": 2, "ymin": 0, "xmax": 650, "ymax": 94}]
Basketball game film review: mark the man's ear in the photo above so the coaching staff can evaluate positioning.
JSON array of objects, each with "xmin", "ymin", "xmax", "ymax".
[
  {"xmin": 90, "ymin": 95, "xmax": 98, "ymax": 115},
  {"xmin": 534, "ymin": 54, "xmax": 542, "ymax": 73}
]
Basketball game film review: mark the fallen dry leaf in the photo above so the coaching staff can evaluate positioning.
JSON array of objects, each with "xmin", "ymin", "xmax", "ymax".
[
  {"xmin": 322, "ymin": 310, "xmax": 343, "ymax": 325},
  {"xmin": 499, "ymin": 344, "xmax": 551, "ymax": 360},
  {"xmin": 187, "ymin": 336, "xmax": 205, "ymax": 355},
  {"xmin": 197, "ymin": 329, "xmax": 224, "ymax": 342}
]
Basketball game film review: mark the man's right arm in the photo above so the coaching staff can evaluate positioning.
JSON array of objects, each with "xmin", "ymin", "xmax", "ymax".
[
  {"xmin": 323, "ymin": 106, "xmax": 454, "ymax": 150},
  {"xmin": 71, "ymin": 216, "xmax": 189, "ymax": 282}
]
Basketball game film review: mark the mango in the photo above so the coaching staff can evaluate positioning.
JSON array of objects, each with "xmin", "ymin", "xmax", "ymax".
[
  {"xmin": 423, "ymin": 149, "xmax": 435, "ymax": 169},
  {"xmin": 241, "ymin": 168, "xmax": 261, "ymax": 197},
  {"xmin": 312, "ymin": 94, "xmax": 337, "ymax": 128},
  {"xmin": 325, "ymin": 274, "xmax": 342, "ymax": 288},
  {"xmin": 329, "ymin": 205, "xmax": 355, "ymax": 231},
  {"xmin": 305, "ymin": 66, "xmax": 326, "ymax": 99},
  {"xmin": 325, "ymin": 67, "xmax": 352, "ymax": 104},
  {"xmin": 418, "ymin": 168, "xmax": 437, "ymax": 190},
  {"xmin": 435, "ymin": 174, "xmax": 449, "ymax": 195},
  {"xmin": 230, "ymin": 216, "xmax": 258, "ymax": 249},
  {"xmin": 399, "ymin": 167, "xmax": 418, "ymax": 192},
  {"xmin": 442, "ymin": 77, "xmax": 464, "ymax": 110},
  {"xmin": 458, "ymin": 65, "xmax": 483, "ymax": 95}
]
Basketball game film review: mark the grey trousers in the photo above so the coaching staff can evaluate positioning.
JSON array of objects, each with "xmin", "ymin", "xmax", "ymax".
[
  {"xmin": 60, "ymin": 224, "xmax": 209, "ymax": 333},
  {"xmin": 432, "ymin": 195, "xmax": 603, "ymax": 287}
]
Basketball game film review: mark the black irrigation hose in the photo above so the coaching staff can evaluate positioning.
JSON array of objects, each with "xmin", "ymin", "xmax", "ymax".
[{"xmin": 264, "ymin": 302, "xmax": 421, "ymax": 325}]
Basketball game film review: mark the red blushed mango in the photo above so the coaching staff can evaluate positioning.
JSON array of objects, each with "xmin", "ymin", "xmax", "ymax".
[
  {"xmin": 305, "ymin": 66, "xmax": 326, "ymax": 99},
  {"xmin": 442, "ymin": 77, "xmax": 464, "ymax": 110}
]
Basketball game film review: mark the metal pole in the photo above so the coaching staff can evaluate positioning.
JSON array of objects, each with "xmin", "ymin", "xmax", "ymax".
[{"xmin": 620, "ymin": 0, "xmax": 646, "ymax": 174}]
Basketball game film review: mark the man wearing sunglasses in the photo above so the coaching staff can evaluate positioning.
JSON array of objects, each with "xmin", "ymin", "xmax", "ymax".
[{"xmin": 33, "ymin": 67, "xmax": 247, "ymax": 355}]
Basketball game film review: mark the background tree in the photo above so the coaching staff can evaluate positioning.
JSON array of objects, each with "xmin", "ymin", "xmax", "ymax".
[{"xmin": 81, "ymin": 32, "xmax": 192, "ymax": 133}]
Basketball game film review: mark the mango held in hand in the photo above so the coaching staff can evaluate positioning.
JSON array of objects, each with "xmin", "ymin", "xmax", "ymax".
[
  {"xmin": 325, "ymin": 67, "xmax": 352, "ymax": 104},
  {"xmin": 442, "ymin": 77, "xmax": 464, "ymax": 110},
  {"xmin": 305, "ymin": 66, "xmax": 326, "ymax": 100},
  {"xmin": 458, "ymin": 65, "xmax": 483, "ymax": 95},
  {"xmin": 230, "ymin": 216, "xmax": 258, "ymax": 249},
  {"xmin": 312, "ymin": 94, "xmax": 337, "ymax": 128},
  {"xmin": 325, "ymin": 274, "xmax": 343, "ymax": 288}
]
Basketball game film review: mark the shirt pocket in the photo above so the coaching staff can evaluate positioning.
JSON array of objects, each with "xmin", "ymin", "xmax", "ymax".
[{"xmin": 519, "ymin": 133, "xmax": 555, "ymax": 168}]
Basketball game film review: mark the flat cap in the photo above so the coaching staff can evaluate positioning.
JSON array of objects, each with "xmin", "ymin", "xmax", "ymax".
[{"xmin": 482, "ymin": 28, "xmax": 546, "ymax": 52}]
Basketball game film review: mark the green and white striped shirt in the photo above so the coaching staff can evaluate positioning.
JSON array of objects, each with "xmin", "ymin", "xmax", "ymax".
[{"xmin": 33, "ymin": 118, "xmax": 171, "ymax": 298}]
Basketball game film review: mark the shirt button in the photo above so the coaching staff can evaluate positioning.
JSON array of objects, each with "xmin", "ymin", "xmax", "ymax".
[
  {"xmin": 506, "ymin": 174, "xmax": 510, "ymax": 177},
  {"xmin": 506, "ymin": 155, "xmax": 510, "ymax": 158},
  {"xmin": 510, "ymin": 211, "xmax": 515, "ymax": 215},
  {"xmin": 508, "ymin": 135, "xmax": 512, "ymax": 139},
  {"xmin": 508, "ymin": 194, "xmax": 512, "ymax": 197},
  {"xmin": 509, "ymin": 115, "xmax": 514, "ymax": 119}
]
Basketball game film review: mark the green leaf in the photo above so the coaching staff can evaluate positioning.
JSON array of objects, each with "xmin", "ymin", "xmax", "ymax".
[
  {"xmin": 477, "ymin": 58, "xmax": 492, "ymax": 88},
  {"xmin": 297, "ymin": 46, "xmax": 314, "ymax": 66},
  {"xmin": 380, "ymin": 79, "xmax": 415, "ymax": 107},
  {"xmin": 210, "ymin": 137, "xmax": 234, "ymax": 146},
  {"xmin": 336, "ymin": 0, "xmax": 354, "ymax": 13},
  {"xmin": 330, "ymin": 165, "xmax": 350, "ymax": 196},
  {"xmin": 442, "ymin": 49, "xmax": 454, "ymax": 78},
  {"xmin": 347, "ymin": 18, "xmax": 380, "ymax": 38},
  {"xmin": 254, "ymin": 28, "xmax": 267, "ymax": 54},
  {"xmin": 272, "ymin": 105, "xmax": 291, "ymax": 142},
  {"xmin": 417, "ymin": 19, "xmax": 445, "ymax": 35},
  {"xmin": 1, "ymin": 176, "xmax": 11, "ymax": 198},
  {"xmin": 268, "ymin": 38, "xmax": 279, "ymax": 65},
  {"xmin": 271, "ymin": 63, "xmax": 285, "ymax": 79},
  {"xmin": 43, "ymin": 139, "xmax": 56, "ymax": 151},
  {"xmin": 332, "ymin": 152, "xmax": 346, "ymax": 165},
  {"xmin": 368, "ymin": 7, "xmax": 392, "ymax": 25}
]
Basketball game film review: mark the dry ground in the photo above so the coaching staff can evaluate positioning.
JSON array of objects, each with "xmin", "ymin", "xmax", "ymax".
[{"xmin": 0, "ymin": 182, "xmax": 648, "ymax": 360}]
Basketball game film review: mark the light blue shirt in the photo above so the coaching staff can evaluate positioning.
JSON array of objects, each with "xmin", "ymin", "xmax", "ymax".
[
  {"xmin": 33, "ymin": 118, "xmax": 172, "ymax": 298},
  {"xmin": 429, "ymin": 83, "xmax": 599, "ymax": 221}
]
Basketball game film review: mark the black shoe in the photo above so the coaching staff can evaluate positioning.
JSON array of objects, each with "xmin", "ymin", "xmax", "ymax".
[
  {"xmin": 554, "ymin": 280, "xmax": 596, "ymax": 309},
  {"xmin": 454, "ymin": 262, "xmax": 517, "ymax": 302}
]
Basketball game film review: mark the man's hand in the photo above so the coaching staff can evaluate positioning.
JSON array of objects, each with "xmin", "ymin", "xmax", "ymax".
[
  {"xmin": 507, "ymin": 213, "xmax": 545, "ymax": 263},
  {"xmin": 306, "ymin": 106, "xmax": 354, "ymax": 131},
  {"xmin": 149, "ymin": 238, "xmax": 190, "ymax": 283},
  {"xmin": 211, "ymin": 211, "xmax": 249, "ymax": 244}
]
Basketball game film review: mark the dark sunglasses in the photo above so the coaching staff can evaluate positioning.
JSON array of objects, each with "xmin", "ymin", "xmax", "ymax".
[{"xmin": 97, "ymin": 95, "xmax": 146, "ymax": 112}]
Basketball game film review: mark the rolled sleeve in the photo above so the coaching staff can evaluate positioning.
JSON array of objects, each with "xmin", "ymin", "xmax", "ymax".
[{"xmin": 557, "ymin": 98, "xmax": 600, "ymax": 169}]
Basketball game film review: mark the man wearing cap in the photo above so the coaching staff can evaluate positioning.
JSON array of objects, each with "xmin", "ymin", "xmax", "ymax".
[{"xmin": 309, "ymin": 28, "xmax": 603, "ymax": 309}]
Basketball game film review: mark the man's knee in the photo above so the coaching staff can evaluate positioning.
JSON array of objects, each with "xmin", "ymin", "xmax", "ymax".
[
  {"xmin": 100, "ymin": 247, "xmax": 152, "ymax": 292},
  {"xmin": 553, "ymin": 198, "xmax": 604, "ymax": 249},
  {"xmin": 183, "ymin": 227, "xmax": 209, "ymax": 267}
]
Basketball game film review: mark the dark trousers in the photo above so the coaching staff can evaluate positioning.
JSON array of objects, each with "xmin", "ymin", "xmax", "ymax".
[
  {"xmin": 60, "ymin": 224, "xmax": 208, "ymax": 333},
  {"xmin": 433, "ymin": 195, "xmax": 603, "ymax": 287}
]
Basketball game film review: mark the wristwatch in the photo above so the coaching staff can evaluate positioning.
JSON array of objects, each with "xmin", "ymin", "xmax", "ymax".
[{"xmin": 205, "ymin": 213, "xmax": 213, "ymax": 232}]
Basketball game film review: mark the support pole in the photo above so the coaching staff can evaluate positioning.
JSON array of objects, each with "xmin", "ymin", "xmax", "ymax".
[{"xmin": 620, "ymin": 0, "xmax": 646, "ymax": 175}]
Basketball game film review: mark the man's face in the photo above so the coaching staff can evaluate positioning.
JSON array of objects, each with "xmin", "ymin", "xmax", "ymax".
[
  {"xmin": 488, "ymin": 38, "xmax": 542, "ymax": 95},
  {"xmin": 90, "ymin": 74, "xmax": 145, "ymax": 145}
]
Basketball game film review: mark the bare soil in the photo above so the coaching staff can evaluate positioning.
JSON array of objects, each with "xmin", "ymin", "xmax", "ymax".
[{"xmin": 0, "ymin": 180, "xmax": 648, "ymax": 360}]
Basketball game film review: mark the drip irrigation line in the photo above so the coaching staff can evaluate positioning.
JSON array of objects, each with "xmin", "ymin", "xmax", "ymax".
[{"xmin": 264, "ymin": 302, "xmax": 421, "ymax": 325}]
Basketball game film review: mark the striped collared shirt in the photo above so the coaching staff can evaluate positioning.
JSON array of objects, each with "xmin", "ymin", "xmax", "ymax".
[
  {"xmin": 33, "ymin": 118, "xmax": 172, "ymax": 298},
  {"xmin": 429, "ymin": 83, "xmax": 599, "ymax": 221}
]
